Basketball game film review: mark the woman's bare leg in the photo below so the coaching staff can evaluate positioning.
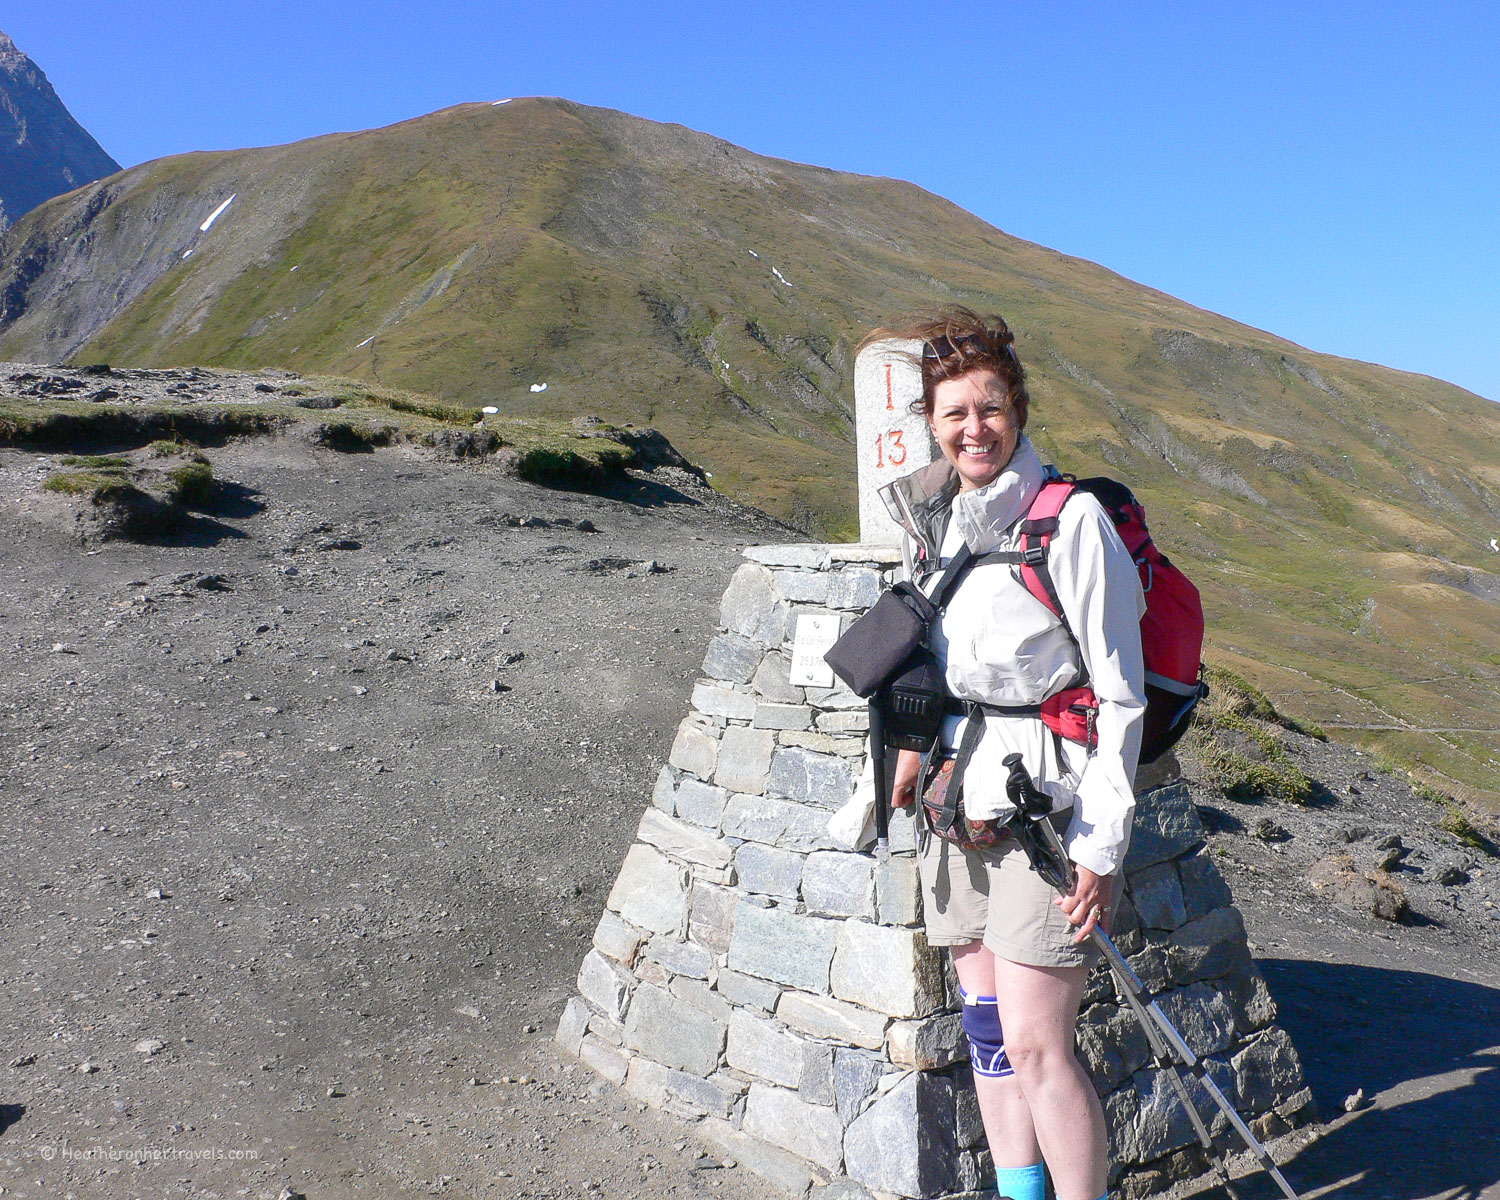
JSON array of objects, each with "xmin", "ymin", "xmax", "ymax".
[
  {"xmin": 950, "ymin": 942, "xmax": 1043, "ymax": 1169},
  {"xmin": 991, "ymin": 955, "xmax": 1108, "ymax": 1200}
]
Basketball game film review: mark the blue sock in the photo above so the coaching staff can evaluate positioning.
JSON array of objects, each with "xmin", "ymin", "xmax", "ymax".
[{"xmin": 993, "ymin": 1162, "xmax": 1046, "ymax": 1200}]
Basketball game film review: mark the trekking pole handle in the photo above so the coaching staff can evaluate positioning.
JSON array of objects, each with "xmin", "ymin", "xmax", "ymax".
[{"xmin": 1002, "ymin": 753, "xmax": 1052, "ymax": 818}]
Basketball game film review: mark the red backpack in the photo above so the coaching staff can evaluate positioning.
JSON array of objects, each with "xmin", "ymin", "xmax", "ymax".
[{"xmin": 1016, "ymin": 474, "xmax": 1208, "ymax": 763}]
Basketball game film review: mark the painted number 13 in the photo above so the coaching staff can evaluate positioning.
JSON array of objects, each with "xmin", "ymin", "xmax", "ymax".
[{"xmin": 873, "ymin": 430, "xmax": 906, "ymax": 468}]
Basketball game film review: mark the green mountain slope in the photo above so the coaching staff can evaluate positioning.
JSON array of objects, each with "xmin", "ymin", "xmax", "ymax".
[{"xmin": 3, "ymin": 97, "xmax": 1500, "ymax": 813}]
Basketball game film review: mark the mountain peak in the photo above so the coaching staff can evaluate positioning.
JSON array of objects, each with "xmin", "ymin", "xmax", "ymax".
[{"xmin": 0, "ymin": 28, "xmax": 120, "ymax": 229}]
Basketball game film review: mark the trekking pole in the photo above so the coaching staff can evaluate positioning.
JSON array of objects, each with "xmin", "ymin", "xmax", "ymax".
[
  {"xmin": 868, "ymin": 698, "xmax": 891, "ymax": 861},
  {"xmin": 1001, "ymin": 755, "xmax": 1304, "ymax": 1200}
]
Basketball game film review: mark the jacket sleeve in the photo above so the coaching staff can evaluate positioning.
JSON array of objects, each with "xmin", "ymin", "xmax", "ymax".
[{"xmin": 1046, "ymin": 495, "xmax": 1146, "ymax": 876}]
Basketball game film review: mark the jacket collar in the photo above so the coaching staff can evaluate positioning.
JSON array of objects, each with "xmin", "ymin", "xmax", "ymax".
[
  {"xmin": 880, "ymin": 436, "xmax": 1046, "ymax": 560},
  {"xmin": 951, "ymin": 436, "xmax": 1047, "ymax": 553}
]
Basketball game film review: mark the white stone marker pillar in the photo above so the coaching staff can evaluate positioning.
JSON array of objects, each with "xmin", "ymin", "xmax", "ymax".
[{"xmin": 853, "ymin": 339, "xmax": 934, "ymax": 546}]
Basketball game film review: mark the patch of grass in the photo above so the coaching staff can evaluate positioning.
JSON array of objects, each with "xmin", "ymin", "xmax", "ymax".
[
  {"xmin": 60, "ymin": 454, "xmax": 129, "ymax": 469},
  {"xmin": 1202, "ymin": 665, "xmax": 1326, "ymax": 740},
  {"xmin": 1195, "ymin": 739, "xmax": 1315, "ymax": 805},
  {"xmin": 311, "ymin": 421, "xmax": 396, "ymax": 452},
  {"xmin": 42, "ymin": 469, "xmax": 135, "ymax": 501},
  {"xmin": 148, "ymin": 439, "xmax": 194, "ymax": 457},
  {"xmin": 516, "ymin": 438, "xmax": 635, "ymax": 485},
  {"xmin": 166, "ymin": 461, "xmax": 215, "ymax": 506}
]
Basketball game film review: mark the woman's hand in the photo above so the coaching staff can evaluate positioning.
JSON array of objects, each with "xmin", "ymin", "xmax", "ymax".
[
  {"xmin": 1057, "ymin": 864, "xmax": 1112, "ymax": 944},
  {"xmin": 891, "ymin": 749, "xmax": 922, "ymax": 809}
]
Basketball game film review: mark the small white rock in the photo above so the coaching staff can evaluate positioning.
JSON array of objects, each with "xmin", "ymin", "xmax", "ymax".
[{"xmin": 135, "ymin": 1039, "xmax": 166, "ymax": 1055}]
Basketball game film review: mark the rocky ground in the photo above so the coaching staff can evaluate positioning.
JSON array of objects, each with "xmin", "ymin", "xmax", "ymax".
[{"xmin": 1, "ymin": 398, "xmax": 1498, "ymax": 1200}]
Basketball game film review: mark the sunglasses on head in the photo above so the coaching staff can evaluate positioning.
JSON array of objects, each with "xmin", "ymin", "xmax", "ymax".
[{"xmin": 923, "ymin": 332, "xmax": 1015, "ymax": 361}]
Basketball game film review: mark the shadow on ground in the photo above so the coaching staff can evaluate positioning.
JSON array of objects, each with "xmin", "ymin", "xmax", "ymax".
[{"xmin": 1189, "ymin": 959, "xmax": 1500, "ymax": 1199}]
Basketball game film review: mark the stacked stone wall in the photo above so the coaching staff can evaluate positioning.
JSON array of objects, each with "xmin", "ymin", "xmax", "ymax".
[{"xmin": 558, "ymin": 545, "xmax": 1314, "ymax": 1198}]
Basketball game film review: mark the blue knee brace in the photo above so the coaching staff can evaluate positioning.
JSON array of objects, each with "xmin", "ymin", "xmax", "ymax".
[{"xmin": 959, "ymin": 986, "xmax": 1013, "ymax": 1078}]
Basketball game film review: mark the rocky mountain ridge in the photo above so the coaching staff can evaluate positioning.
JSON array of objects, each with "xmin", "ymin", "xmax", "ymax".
[
  {"xmin": 3, "ymin": 107, "xmax": 1500, "ymax": 818},
  {"xmin": 0, "ymin": 30, "xmax": 119, "ymax": 230}
]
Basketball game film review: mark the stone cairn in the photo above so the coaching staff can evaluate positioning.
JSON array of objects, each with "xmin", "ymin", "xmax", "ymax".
[{"xmin": 556, "ymin": 545, "xmax": 1316, "ymax": 1198}]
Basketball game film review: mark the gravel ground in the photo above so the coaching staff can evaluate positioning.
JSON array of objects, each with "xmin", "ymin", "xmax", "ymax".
[{"xmin": 2, "ymin": 427, "xmax": 1499, "ymax": 1200}]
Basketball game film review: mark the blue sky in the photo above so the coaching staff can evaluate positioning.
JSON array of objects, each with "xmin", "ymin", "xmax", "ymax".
[{"xmin": 10, "ymin": 2, "xmax": 1499, "ymax": 401}]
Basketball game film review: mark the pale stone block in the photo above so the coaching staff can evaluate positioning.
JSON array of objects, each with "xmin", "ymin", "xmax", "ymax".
[
  {"xmin": 854, "ymin": 338, "xmax": 933, "ymax": 546},
  {"xmin": 886, "ymin": 1013, "xmax": 966, "ymax": 1070},
  {"xmin": 1169, "ymin": 905, "xmax": 1251, "ymax": 983},
  {"xmin": 815, "ymin": 709, "xmax": 870, "ymax": 735},
  {"xmin": 777, "ymin": 990, "xmax": 889, "ymax": 1050},
  {"xmin": 1157, "ymin": 981, "xmax": 1237, "ymax": 1058},
  {"xmin": 753, "ymin": 652, "xmax": 802, "ymax": 703},
  {"xmin": 588, "ymin": 1012, "xmax": 626, "ymax": 1046},
  {"xmin": 716, "ymin": 725, "xmax": 776, "ymax": 794},
  {"xmin": 802, "ymin": 851, "xmax": 875, "ymax": 919},
  {"xmin": 592, "ymin": 910, "xmax": 646, "ymax": 966},
  {"xmin": 826, "ymin": 543, "xmax": 902, "ymax": 566},
  {"xmin": 727, "ymin": 1008, "xmax": 805, "ymax": 1088},
  {"xmin": 1180, "ymin": 850, "xmax": 1234, "ymax": 921},
  {"xmin": 728, "ymin": 901, "xmax": 839, "ymax": 993},
  {"xmin": 1130, "ymin": 861, "xmax": 1188, "ymax": 931},
  {"xmin": 669, "ymin": 718, "xmax": 719, "ymax": 779},
  {"xmin": 556, "ymin": 995, "xmax": 591, "ymax": 1056},
  {"xmin": 722, "ymin": 793, "xmax": 802, "ymax": 845},
  {"xmin": 874, "ymin": 854, "xmax": 921, "ymax": 926},
  {"xmin": 577, "ymin": 948, "xmax": 635, "ymax": 1023},
  {"xmin": 579, "ymin": 1033, "xmax": 630, "ymax": 1085},
  {"xmin": 842, "ymin": 1068, "xmax": 957, "ymax": 1196},
  {"xmin": 638, "ymin": 807, "xmax": 733, "ymax": 869},
  {"xmin": 1123, "ymin": 781, "xmax": 1205, "ymax": 872},
  {"xmin": 1075, "ymin": 1002, "xmax": 1150, "ymax": 1092},
  {"xmin": 670, "ymin": 975, "xmax": 733, "ymax": 1023},
  {"xmin": 1232, "ymin": 1027, "xmax": 1306, "ymax": 1114},
  {"xmin": 646, "ymin": 934, "xmax": 713, "ymax": 980},
  {"xmin": 693, "ymin": 681, "xmax": 758, "ymax": 722},
  {"xmin": 627, "ymin": 1057, "xmax": 740, "ymax": 1119},
  {"xmin": 778, "ymin": 802, "xmax": 842, "ymax": 853},
  {"xmin": 799, "ymin": 1044, "xmax": 835, "ymax": 1107},
  {"xmin": 736, "ymin": 843, "xmax": 805, "ymax": 899},
  {"xmin": 675, "ymin": 778, "xmax": 730, "ymax": 828},
  {"xmin": 774, "ymin": 569, "xmax": 831, "ymax": 604},
  {"xmin": 833, "ymin": 1048, "xmax": 884, "ymax": 1123},
  {"xmin": 698, "ymin": 1117, "xmax": 816, "ymax": 1198},
  {"xmin": 768, "ymin": 746, "xmax": 855, "ymax": 809},
  {"xmin": 702, "ymin": 632, "xmax": 765, "ymax": 684},
  {"xmin": 717, "ymin": 968, "xmax": 782, "ymax": 1011},
  {"xmin": 754, "ymin": 703, "xmax": 815, "ymax": 730},
  {"xmin": 651, "ymin": 765, "xmax": 677, "ymax": 815},
  {"xmin": 688, "ymin": 881, "xmax": 736, "ymax": 955},
  {"xmin": 720, "ymin": 563, "xmax": 790, "ymax": 647},
  {"xmin": 827, "ymin": 568, "xmax": 882, "ymax": 611},
  {"xmin": 830, "ymin": 922, "xmax": 945, "ymax": 1018},
  {"xmin": 743, "ymin": 1083, "xmax": 845, "ymax": 1170},
  {"xmin": 625, "ymin": 982, "xmax": 726, "ymax": 1077},
  {"xmin": 606, "ymin": 844, "xmax": 687, "ymax": 936},
  {"xmin": 744, "ymin": 544, "xmax": 830, "ymax": 569}
]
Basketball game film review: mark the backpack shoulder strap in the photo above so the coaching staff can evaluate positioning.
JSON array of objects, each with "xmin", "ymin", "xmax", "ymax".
[{"xmin": 1017, "ymin": 478, "xmax": 1075, "ymax": 630}]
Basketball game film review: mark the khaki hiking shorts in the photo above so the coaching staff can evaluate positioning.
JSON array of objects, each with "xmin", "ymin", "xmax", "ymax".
[{"xmin": 917, "ymin": 815, "xmax": 1108, "ymax": 969}]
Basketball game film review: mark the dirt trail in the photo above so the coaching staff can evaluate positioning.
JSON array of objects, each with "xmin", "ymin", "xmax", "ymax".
[{"xmin": 1, "ymin": 436, "xmax": 1498, "ymax": 1200}]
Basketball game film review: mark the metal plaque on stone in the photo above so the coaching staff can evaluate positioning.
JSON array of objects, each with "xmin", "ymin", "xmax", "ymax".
[{"xmin": 789, "ymin": 612, "xmax": 839, "ymax": 687}]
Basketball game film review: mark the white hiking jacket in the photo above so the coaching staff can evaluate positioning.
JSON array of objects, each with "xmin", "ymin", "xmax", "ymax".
[{"xmin": 900, "ymin": 438, "xmax": 1146, "ymax": 876}]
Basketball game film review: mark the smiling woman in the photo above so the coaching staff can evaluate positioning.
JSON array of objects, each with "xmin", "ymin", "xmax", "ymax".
[{"xmin": 858, "ymin": 306, "xmax": 1145, "ymax": 1200}]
